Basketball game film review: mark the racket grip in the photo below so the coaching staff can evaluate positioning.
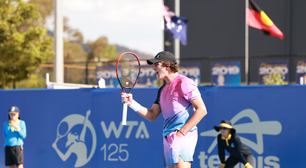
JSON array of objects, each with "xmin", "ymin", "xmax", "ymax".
[{"xmin": 122, "ymin": 103, "xmax": 128, "ymax": 125}]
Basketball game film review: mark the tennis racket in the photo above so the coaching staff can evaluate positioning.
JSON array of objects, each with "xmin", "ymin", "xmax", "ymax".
[{"xmin": 116, "ymin": 52, "xmax": 141, "ymax": 125}]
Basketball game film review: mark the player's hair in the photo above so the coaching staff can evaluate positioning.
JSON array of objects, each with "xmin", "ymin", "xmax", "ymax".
[{"xmin": 161, "ymin": 61, "xmax": 179, "ymax": 73}]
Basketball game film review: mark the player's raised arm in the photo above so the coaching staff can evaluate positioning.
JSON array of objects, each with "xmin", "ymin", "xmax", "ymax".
[{"xmin": 121, "ymin": 93, "xmax": 161, "ymax": 122}]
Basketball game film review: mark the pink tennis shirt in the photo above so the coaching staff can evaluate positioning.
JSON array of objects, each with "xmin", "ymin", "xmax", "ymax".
[{"xmin": 154, "ymin": 74, "xmax": 201, "ymax": 137}]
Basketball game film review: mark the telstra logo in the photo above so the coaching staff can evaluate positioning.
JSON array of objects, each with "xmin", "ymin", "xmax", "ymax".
[{"xmin": 198, "ymin": 109, "xmax": 282, "ymax": 168}]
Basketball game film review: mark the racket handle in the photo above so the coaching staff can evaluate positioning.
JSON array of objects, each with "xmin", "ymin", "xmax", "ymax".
[{"xmin": 122, "ymin": 103, "xmax": 128, "ymax": 125}]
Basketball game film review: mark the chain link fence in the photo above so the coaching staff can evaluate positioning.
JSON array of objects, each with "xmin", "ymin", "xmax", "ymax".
[{"xmin": 10, "ymin": 55, "xmax": 306, "ymax": 89}]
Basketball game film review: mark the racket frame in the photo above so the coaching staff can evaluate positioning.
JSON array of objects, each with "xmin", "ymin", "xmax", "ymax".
[{"xmin": 116, "ymin": 52, "xmax": 141, "ymax": 125}]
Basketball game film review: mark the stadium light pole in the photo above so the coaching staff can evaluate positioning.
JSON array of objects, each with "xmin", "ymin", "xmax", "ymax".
[
  {"xmin": 54, "ymin": 0, "xmax": 64, "ymax": 83},
  {"xmin": 174, "ymin": 0, "xmax": 180, "ymax": 64}
]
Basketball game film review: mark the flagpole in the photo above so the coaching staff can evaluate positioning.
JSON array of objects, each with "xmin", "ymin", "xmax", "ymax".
[
  {"xmin": 162, "ymin": 0, "xmax": 165, "ymax": 51},
  {"xmin": 174, "ymin": 0, "xmax": 180, "ymax": 64},
  {"xmin": 162, "ymin": 4, "xmax": 164, "ymax": 51},
  {"xmin": 245, "ymin": 0, "xmax": 249, "ymax": 85}
]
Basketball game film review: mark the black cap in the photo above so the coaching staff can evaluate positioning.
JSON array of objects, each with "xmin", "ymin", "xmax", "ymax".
[
  {"xmin": 147, "ymin": 51, "xmax": 176, "ymax": 65},
  {"xmin": 9, "ymin": 106, "xmax": 20, "ymax": 113},
  {"xmin": 214, "ymin": 120, "xmax": 236, "ymax": 134}
]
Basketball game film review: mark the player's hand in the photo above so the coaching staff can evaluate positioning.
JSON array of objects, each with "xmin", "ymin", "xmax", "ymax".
[
  {"xmin": 121, "ymin": 93, "xmax": 133, "ymax": 106},
  {"xmin": 246, "ymin": 165, "xmax": 253, "ymax": 168},
  {"xmin": 175, "ymin": 130, "xmax": 184, "ymax": 139},
  {"xmin": 218, "ymin": 165, "xmax": 224, "ymax": 168},
  {"xmin": 10, "ymin": 120, "xmax": 18, "ymax": 128}
]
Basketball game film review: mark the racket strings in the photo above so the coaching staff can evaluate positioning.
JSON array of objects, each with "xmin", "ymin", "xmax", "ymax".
[{"xmin": 118, "ymin": 54, "xmax": 140, "ymax": 88}]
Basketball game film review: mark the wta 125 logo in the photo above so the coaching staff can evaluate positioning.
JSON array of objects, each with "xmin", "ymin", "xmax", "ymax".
[
  {"xmin": 198, "ymin": 109, "xmax": 282, "ymax": 168},
  {"xmin": 52, "ymin": 110, "xmax": 150, "ymax": 167}
]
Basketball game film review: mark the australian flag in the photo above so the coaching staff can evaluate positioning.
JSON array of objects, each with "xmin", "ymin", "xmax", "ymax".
[{"xmin": 163, "ymin": 6, "xmax": 188, "ymax": 46}]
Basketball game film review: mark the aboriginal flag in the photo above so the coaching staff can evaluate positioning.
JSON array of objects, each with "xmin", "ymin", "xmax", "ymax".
[{"xmin": 248, "ymin": 0, "xmax": 284, "ymax": 40}]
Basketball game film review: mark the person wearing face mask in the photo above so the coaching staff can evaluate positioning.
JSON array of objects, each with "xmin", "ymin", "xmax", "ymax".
[
  {"xmin": 3, "ymin": 106, "xmax": 27, "ymax": 168},
  {"xmin": 121, "ymin": 51, "xmax": 207, "ymax": 168},
  {"xmin": 214, "ymin": 120, "xmax": 254, "ymax": 168}
]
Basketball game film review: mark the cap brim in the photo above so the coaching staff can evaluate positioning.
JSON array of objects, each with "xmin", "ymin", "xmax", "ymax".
[
  {"xmin": 147, "ymin": 58, "xmax": 160, "ymax": 65},
  {"xmin": 214, "ymin": 126, "xmax": 236, "ymax": 134},
  {"xmin": 214, "ymin": 126, "xmax": 221, "ymax": 132}
]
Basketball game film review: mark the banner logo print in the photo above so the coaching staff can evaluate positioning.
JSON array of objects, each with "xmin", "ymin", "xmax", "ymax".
[
  {"xmin": 52, "ymin": 110, "xmax": 97, "ymax": 167},
  {"xmin": 200, "ymin": 109, "xmax": 282, "ymax": 154}
]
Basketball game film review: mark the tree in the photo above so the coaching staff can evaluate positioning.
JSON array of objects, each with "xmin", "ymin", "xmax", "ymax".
[
  {"xmin": 62, "ymin": 17, "xmax": 88, "ymax": 62},
  {"xmin": 87, "ymin": 36, "xmax": 119, "ymax": 62},
  {"xmin": 28, "ymin": 0, "xmax": 53, "ymax": 23},
  {"xmin": 63, "ymin": 16, "xmax": 84, "ymax": 43},
  {"xmin": 0, "ymin": 0, "xmax": 54, "ymax": 88},
  {"xmin": 64, "ymin": 41, "xmax": 87, "ymax": 62},
  {"xmin": 28, "ymin": 0, "xmax": 86, "ymax": 61}
]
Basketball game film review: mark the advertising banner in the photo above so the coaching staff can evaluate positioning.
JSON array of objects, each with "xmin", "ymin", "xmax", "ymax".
[
  {"xmin": 96, "ymin": 66, "xmax": 120, "ymax": 88},
  {"xmin": 296, "ymin": 59, "xmax": 306, "ymax": 84},
  {"xmin": 179, "ymin": 63, "xmax": 201, "ymax": 86},
  {"xmin": 211, "ymin": 61, "xmax": 241, "ymax": 86},
  {"xmin": 136, "ymin": 65, "xmax": 157, "ymax": 87},
  {"xmin": 258, "ymin": 60, "xmax": 289, "ymax": 85},
  {"xmin": 1, "ymin": 85, "xmax": 305, "ymax": 167}
]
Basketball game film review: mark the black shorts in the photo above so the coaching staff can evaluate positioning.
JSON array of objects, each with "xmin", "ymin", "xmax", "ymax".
[{"xmin": 5, "ymin": 145, "xmax": 24, "ymax": 166}]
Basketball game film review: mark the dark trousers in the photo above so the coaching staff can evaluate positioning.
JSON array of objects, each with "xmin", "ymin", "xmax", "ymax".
[{"xmin": 224, "ymin": 154, "xmax": 254, "ymax": 168}]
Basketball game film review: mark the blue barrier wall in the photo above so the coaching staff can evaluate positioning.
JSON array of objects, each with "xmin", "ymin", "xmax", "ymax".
[{"xmin": 0, "ymin": 85, "xmax": 305, "ymax": 168}]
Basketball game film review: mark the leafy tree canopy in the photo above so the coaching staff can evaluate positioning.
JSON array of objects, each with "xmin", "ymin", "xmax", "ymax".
[
  {"xmin": 87, "ymin": 36, "xmax": 119, "ymax": 62},
  {"xmin": 29, "ymin": 0, "xmax": 53, "ymax": 22},
  {"xmin": 0, "ymin": 0, "xmax": 54, "ymax": 88}
]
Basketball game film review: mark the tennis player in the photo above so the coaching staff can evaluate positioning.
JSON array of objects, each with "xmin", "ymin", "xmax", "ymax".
[
  {"xmin": 121, "ymin": 51, "xmax": 207, "ymax": 168},
  {"xmin": 3, "ymin": 106, "xmax": 27, "ymax": 168},
  {"xmin": 214, "ymin": 120, "xmax": 254, "ymax": 168}
]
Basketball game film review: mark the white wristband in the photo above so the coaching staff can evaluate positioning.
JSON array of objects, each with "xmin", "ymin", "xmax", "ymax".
[{"xmin": 129, "ymin": 100, "xmax": 141, "ymax": 112}]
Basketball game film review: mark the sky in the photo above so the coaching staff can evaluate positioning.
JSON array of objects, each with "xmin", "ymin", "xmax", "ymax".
[{"xmin": 49, "ymin": 0, "xmax": 164, "ymax": 55}]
